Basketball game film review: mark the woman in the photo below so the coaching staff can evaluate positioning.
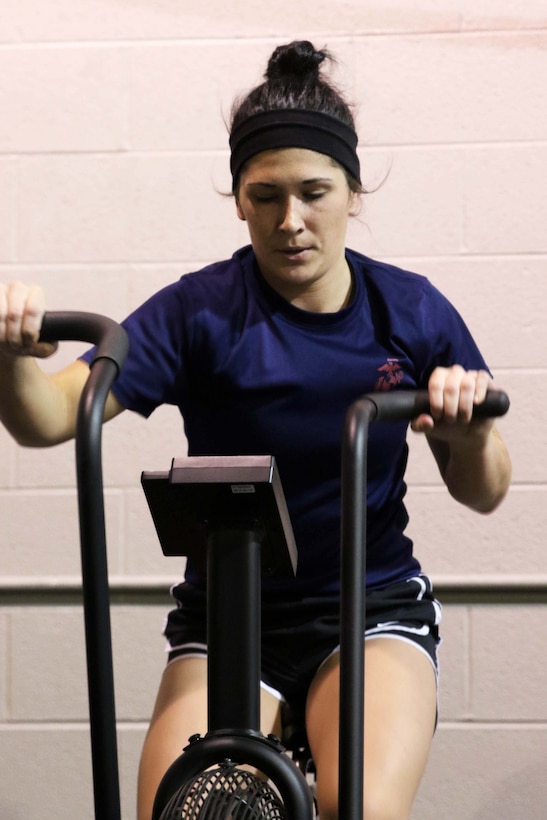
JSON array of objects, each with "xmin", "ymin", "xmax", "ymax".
[{"xmin": 0, "ymin": 41, "xmax": 510, "ymax": 820}]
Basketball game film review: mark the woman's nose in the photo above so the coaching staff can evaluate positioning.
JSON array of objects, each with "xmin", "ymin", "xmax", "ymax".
[{"xmin": 278, "ymin": 197, "xmax": 304, "ymax": 232}]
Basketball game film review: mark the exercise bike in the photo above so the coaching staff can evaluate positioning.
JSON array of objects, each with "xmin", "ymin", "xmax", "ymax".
[{"xmin": 38, "ymin": 311, "xmax": 510, "ymax": 819}]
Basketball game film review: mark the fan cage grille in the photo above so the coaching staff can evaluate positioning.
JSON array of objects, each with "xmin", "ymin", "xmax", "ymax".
[{"xmin": 158, "ymin": 759, "xmax": 287, "ymax": 819}]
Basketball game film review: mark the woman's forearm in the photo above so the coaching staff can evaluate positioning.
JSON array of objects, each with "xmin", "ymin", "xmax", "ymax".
[
  {"xmin": 439, "ymin": 425, "xmax": 511, "ymax": 513},
  {"xmin": 0, "ymin": 355, "xmax": 87, "ymax": 447}
]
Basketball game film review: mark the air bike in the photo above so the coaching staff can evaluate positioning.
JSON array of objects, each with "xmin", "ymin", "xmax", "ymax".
[{"xmin": 38, "ymin": 311, "xmax": 510, "ymax": 819}]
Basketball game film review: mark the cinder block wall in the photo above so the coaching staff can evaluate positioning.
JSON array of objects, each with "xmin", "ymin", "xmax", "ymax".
[{"xmin": 1, "ymin": 3, "xmax": 546, "ymax": 818}]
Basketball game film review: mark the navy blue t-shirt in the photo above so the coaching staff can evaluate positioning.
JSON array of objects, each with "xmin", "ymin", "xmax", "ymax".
[{"xmin": 83, "ymin": 246, "xmax": 488, "ymax": 595}]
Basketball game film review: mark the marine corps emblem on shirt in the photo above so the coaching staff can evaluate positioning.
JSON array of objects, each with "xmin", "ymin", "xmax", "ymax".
[{"xmin": 375, "ymin": 358, "xmax": 404, "ymax": 391}]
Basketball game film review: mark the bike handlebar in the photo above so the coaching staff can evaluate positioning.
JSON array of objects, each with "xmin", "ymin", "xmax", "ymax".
[
  {"xmin": 360, "ymin": 388, "xmax": 510, "ymax": 423},
  {"xmin": 338, "ymin": 383, "xmax": 510, "ymax": 817},
  {"xmin": 39, "ymin": 310, "xmax": 129, "ymax": 373},
  {"xmin": 38, "ymin": 310, "xmax": 127, "ymax": 820}
]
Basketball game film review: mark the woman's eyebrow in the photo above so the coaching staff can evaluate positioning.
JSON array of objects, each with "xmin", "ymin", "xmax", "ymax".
[
  {"xmin": 302, "ymin": 177, "xmax": 334, "ymax": 184},
  {"xmin": 246, "ymin": 177, "xmax": 334, "ymax": 188}
]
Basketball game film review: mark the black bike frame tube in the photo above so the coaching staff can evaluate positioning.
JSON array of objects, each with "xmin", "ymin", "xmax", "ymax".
[
  {"xmin": 337, "ymin": 388, "xmax": 509, "ymax": 817},
  {"xmin": 76, "ymin": 359, "xmax": 122, "ymax": 820},
  {"xmin": 207, "ymin": 528, "xmax": 262, "ymax": 732},
  {"xmin": 339, "ymin": 397, "xmax": 375, "ymax": 819},
  {"xmin": 39, "ymin": 312, "xmax": 128, "ymax": 820}
]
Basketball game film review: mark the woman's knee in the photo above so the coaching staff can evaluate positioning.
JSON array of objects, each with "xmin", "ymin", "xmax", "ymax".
[
  {"xmin": 137, "ymin": 657, "xmax": 209, "ymax": 820},
  {"xmin": 363, "ymin": 789, "xmax": 411, "ymax": 820},
  {"xmin": 316, "ymin": 779, "xmax": 411, "ymax": 820}
]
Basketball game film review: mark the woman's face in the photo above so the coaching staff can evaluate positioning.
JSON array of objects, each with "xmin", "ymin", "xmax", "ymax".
[{"xmin": 235, "ymin": 147, "xmax": 360, "ymax": 311}]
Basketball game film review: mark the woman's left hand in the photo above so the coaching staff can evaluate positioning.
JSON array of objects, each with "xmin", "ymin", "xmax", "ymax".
[
  {"xmin": 411, "ymin": 365, "xmax": 511, "ymax": 512},
  {"xmin": 410, "ymin": 365, "xmax": 493, "ymax": 442}
]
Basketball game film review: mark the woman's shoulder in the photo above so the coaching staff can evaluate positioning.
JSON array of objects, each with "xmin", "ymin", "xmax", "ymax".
[
  {"xmin": 130, "ymin": 249, "xmax": 252, "ymax": 324},
  {"xmin": 181, "ymin": 247, "xmax": 252, "ymax": 283},
  {"xmin": 347, "ymin": 248, "xmax": 430, "ymax": 291},
  {"xmin": 347, "ymin": 247, "xmax": 452, "ymax": 316},
  {"xmin": 169, "ymin": 247, "xmax": 253, "ymax": 302},
  {"xmin": 346, "ymin": 248, "xmax": 486, "ymax": 372}
]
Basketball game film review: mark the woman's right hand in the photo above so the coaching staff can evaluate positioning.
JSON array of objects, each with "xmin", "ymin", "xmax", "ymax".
[{"xmin": 0, "ymin": 281, "xmax": 58, "ymax": 359}]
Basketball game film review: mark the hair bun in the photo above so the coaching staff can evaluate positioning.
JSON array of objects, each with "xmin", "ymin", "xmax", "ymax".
[{"xmin": 266, "ymin": 40, "xmax": 326, "ymax": 82}]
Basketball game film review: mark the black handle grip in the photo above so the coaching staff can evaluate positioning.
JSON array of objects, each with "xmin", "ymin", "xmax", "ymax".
[
  {"xmin": 362, "ymin": 389, "xmax": 510, "ymax": 423},
  {"xmin": 39, "ymin": 310, "xmax": 129, "ymax": 373}
]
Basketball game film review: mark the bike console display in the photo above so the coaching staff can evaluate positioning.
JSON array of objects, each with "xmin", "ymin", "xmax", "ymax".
[{"xmin": 141, "ymin": 455, "xmax": 298, "ymax": 577}]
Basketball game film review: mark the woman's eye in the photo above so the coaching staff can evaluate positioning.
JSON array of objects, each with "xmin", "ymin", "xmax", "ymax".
[
  {"xmin": 250, "ymin": 190, "xmax": 326, "ymax": 204},
  {"xmin": 253, "ymin": 194, "xmax": 277, "ymax": 203}
]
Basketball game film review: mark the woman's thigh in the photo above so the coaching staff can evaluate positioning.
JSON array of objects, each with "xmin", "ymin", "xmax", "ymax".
[
  {"xmin": 305, "ymin": 637, "xmax": 437, "ymax": 820},
  {"xmin": 137, "ymin": 656, "xmax": 283, "ymax": 820}
]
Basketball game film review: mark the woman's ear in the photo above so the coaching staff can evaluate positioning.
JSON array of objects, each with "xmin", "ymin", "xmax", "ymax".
[
  {"xmin": 235, "ymin": 198, "xmax": 246, "ymax": 221},
  {"xmin": 348, "ymin": 191, "xmax": 362, "ymax": 217}
]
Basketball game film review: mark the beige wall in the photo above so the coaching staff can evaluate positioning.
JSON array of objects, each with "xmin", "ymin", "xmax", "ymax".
[{"xmin": 1, "ymin": 2, "xmax": 546, "ymax": 817}]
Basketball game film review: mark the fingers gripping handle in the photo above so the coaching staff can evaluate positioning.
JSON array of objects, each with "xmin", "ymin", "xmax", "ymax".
[
  {"xmin": 39, "ymin": 310, "xmax": 129, "ymax": 373},
  {"xmin": 362, "ymin": 389, "xmax": 510, "ymax": 423}
]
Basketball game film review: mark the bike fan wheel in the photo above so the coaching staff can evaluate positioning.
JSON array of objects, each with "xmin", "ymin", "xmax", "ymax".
[{"xmin": 158, "ymin": 759, "xmax": 287, "ymax": 819}]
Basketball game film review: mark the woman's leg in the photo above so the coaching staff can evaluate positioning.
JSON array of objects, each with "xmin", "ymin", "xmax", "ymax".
[
  {"xmin": 137, "ymin": 656, "xmax": 283, "ymax": 820},
  {"xmin": 305, "ymin": 637, "xmax": 437, "ymax": 820}
]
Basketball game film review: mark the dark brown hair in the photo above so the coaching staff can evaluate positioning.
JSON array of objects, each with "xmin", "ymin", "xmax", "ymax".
[{"xmin": 230, "ymin": 41, "xmax": 363, "ymax": 192}]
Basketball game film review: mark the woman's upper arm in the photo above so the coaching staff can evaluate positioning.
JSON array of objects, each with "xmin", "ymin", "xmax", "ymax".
[{"xmin": 51, "ymin": 359, "xmax": 125, "ymax": 441}]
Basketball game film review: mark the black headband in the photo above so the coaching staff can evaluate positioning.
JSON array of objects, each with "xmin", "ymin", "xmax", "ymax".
[{"xmin": 229, "ymin": 109, "xmax": 361, "ymax": 188}]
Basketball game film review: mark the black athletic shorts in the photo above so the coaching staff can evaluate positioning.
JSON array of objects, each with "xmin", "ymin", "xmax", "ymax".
[{"xmin": 163, "ymin": 574, "xmax": 442, "ymax": 717}]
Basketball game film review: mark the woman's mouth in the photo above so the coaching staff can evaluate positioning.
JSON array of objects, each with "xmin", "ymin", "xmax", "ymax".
[{"xmin": 279, "ymin": 247, "xmax": 310, "ymax": 260}]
